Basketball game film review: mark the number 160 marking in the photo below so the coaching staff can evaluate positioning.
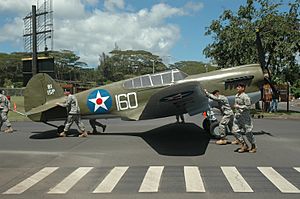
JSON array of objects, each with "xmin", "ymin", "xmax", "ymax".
[{"xmin": 115, "ymin": 92, "xmax": 138, "ymax": 111}]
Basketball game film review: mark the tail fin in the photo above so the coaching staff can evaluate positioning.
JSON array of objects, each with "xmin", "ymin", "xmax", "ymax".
[{"xmin": 24, "ymin": 73, "xmax": 64, "ymax": 112}]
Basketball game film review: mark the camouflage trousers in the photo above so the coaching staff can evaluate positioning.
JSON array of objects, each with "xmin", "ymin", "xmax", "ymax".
[
  {"xmin": 0, "ymin": 111, "xmax": 11, "ymax": 130},
  {"xmin": 218, "ymin": 114, "xmax": 234, "ymax": 138},
  {"xmin": 232, "ymin": 114, "xmax": 255, "ymax": 144},
  {"xmin": 89, "ymin": 119, "xmax": 105, "ymax": 131},
  {"xmin": 64, "ymin": 114, "xmax": 85, "ymax": 132}
]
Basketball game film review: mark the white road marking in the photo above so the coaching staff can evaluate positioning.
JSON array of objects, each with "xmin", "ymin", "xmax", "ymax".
[
  {"xmin": 3, "ymin": 167, "xmax": 58, "ymax": 194},
  {"xmin": 258, "ymin": 167, "xmax": 300, "ymax": 193},
  {"xmin": 184, "ymin": 166, "xmax": 205, "ymax": 192},
  {"xmin": 48, "ymin": 167, "xmax": 93, "ymax": 194},
  {"xmin": 294, "ymin": 167, "xmax": 300, "ymax": 173},
  {"xmin": 139, "ymin": 166, "xmax": 164, "ymax": 192},
  {"xmin": 93, "ymin": 166, "xmax": 129, "ymax": 193},
  {"xmin": 221, "ymin": 166, "xmax": 253, "ymax": 192}
]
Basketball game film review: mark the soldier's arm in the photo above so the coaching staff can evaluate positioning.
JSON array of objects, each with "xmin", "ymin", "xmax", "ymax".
[
  {"xmin": 56, "ymin": 96, "xmax": 70, "ymax": 107},
  {"xmin": 235, "ymin": 95, "xmax": 251, "ymax": 110},
  {"xmin": 0, "ymin": 96, "xmax": 4, "ymax": 109},
  {"xmin": 205, "ymin": 91, "xmax": 225, "ymax": 103}
]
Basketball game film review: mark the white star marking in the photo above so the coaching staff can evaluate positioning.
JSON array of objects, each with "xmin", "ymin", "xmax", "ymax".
[{"xmin": 88, "ymin": 91, "xmax": 110, "ymax": 112}]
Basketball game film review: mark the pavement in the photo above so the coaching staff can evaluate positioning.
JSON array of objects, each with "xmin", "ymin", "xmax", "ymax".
[{"xmin": 0, "ymin": 115, "xmax": 299, "ymax": 199}]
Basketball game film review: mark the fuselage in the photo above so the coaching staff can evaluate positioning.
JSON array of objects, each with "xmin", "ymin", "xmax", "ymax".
[{"xmin": 26, "ymin": 64, "xmax": 264, "ymax": 122}]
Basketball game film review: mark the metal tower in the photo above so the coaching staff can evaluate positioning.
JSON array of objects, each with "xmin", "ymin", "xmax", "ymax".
[{"xmin": 23, "ymin": 0, "xmax": 53, "ymax": 53}]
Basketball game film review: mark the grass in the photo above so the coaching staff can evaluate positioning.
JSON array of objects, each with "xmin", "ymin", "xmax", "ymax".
[{"xmin": 251, "ymin": 109, "xmax": 300, "ymax": 119}]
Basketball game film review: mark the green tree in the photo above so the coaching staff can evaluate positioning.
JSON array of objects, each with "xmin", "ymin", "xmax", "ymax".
[
  {"xmin": 170, "ymin": 61, "xmax": 217, "ymax": 75},
  {"xmin": 98, "ymin": 50, "xmax": 167, "ymax": 82},
  {"xmin": 204, "ymin": 0, "xmax": 300, "ymax": 84},
  {"xmin": 49, "ymin": 50, "xmax": 81, "ymax": 80},
  {"xmin": 0, "ymin": 52, "xmax": 27, "ymax": 87}
]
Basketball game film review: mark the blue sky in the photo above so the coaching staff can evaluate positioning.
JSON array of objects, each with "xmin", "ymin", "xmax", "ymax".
[{"xmin": 0, "ymin": 0, "xmax": 289, "ymax": 67}]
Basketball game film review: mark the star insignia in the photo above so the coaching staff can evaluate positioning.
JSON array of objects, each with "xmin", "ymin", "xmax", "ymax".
[{"xmin": 88, "ymin": 91, "xmax": 110, "ymax": 112}]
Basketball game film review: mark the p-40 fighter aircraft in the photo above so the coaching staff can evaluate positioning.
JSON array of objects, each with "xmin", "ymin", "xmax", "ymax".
[{"xmin": 22, "ymin": 63, "xmax": 265, "ymax": 134}]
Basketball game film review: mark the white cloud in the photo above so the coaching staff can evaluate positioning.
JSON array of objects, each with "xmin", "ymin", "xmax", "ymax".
[
  {"xmin": 184, "ymin": 1, "xmax": 204, "ymax": 12},
  {"xmin": 83, "ymin": 0, "xmax": 99, "ymax": 6},
  {"xmin": 104, "ymin": 0, "xmax": 125, "ymax": 12},
  {"xmin": 0, "ymin": 18, "xmax": 23, "ymax": 44},
  {"xmin": 53, "ymin": 0, "xmax": 86, "ymax": 19},
  {"xmin": 0, "ymin": 0, "xmax": 202, "ymax": 67},
  {"xmin": 0, "ymin": 0, "xmax": 34, "ymax": 15}
]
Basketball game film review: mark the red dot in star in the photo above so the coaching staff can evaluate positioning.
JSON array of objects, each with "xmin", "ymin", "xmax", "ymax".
[{"xmin": 96, "ymin": 98, "xmax": 103, "ymax": 105}]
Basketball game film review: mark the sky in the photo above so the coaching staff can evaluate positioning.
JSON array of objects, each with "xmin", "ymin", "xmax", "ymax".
[{"xmin": 0, "ymin": 0, "xmax": 279, "ymax": 67}]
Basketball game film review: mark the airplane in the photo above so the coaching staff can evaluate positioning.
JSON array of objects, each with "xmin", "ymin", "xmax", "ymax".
[{"xmin": 22, "ymin": 63, "xmax": 265, "ymax": 135}]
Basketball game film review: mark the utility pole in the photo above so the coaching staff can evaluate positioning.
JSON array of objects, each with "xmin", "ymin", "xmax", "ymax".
[{"xmin": 32, "ymin": 5, "xmax": 37, "ymax": 75}]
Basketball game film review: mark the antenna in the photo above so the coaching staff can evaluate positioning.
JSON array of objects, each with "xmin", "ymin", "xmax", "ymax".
[{"xmin": 23, "ymin": 0, "xmax": 54, "ymax": 53}]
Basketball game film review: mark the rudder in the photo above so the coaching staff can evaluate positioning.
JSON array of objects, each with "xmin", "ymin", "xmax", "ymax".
[{"xmin": 24, "ymin": 73, "xmax": 64, "ymax": 112}]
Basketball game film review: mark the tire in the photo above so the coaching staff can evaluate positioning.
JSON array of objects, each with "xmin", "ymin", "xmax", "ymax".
[
  {"xmin": 209, "ymin": 121, "xmax": 220, "ymax": 138},
  {"xmin": 202, "ymin": 118, "xmax": 210, "ymax": 132}
]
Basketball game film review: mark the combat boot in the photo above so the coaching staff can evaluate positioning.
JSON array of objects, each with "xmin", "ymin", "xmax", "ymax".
[
  {"xmin": 249, "ymin": 144, "xmax": 257, "ymax": 153},
  {"xmin": 4, "ymin": 127, "xmax": 13, "ymax": 133},
  {"xmin": 59, "ymin": 131, "xmax": 67, "ymax": 137},
  {"xmin": 79, "ymin": 131, "xmax": 88, "ymax": 137},
  {"xmin": 231, "ymin": 139, "xmax": 240, "ymax": 145},
  {"xmin": 92, "ymin": 129, "xmax": 98, "ymax": 134},
  {"xmin": 216, "ymin": 139, "xmax": 227, "ymax": 145},
  {"xmin": 238, "ymin": 142, "xmax": 249, "ymax": 153}
]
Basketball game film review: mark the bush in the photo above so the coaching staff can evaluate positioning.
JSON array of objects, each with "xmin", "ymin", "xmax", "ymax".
[{"xmin": 291, "ymin": 87, "xmax": 300, "ymax": 98}]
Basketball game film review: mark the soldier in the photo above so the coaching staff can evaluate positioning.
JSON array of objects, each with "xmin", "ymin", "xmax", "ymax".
[
  {"xmin": 204, "ymin": 89, "xmax": 234, "ymax": 145},
  {"xmin": 0, "ymin": 90, "xmax": 13, "ymax": 133},
  {"xmin": 232, "ymin": 83, "xmax": 257, "ymax": 153},
  {"xmin": 89, "ymin": 119, "xmax": 106, "ymax": 134},
  {"xmin": 56, "ymin": 91, "xmax": 87, "ymax": 137}
]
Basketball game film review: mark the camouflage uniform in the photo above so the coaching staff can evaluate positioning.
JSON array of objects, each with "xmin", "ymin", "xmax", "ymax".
[
  {"xmin": 60, "ymin": 94, "xmax": 86, "ymax": 134},
  {"xmin": 232, "ymin": 92, "xmax": 255, "ymax": 144},
  {"xmin": 0, "ymin": 93, "xmax": 13, "ymax": 132},
  {"xmin": 206, "ymin": 92, "xmax": 234, "ymax": 138},
  {"xmin": 89, "ymin": 119, "xmax": 106, "ymax": 133}
]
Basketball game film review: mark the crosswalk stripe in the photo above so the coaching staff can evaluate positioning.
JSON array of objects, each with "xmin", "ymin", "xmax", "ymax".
[
  {"xmin": 258, "ymin": 167, "xmax": 300, "ymax": 193},
  {"xmin": 139, "ymin": 166, "xmax": 164, "ymax": 192},
  {"xmin": 221, "ymin": 166, "xmax": 253, "ymax": 192},
  {"xmin": 294, "ymin": 167, "xmax": 300, "ymax": 173},
  {"xmin": 93, "ymin": 166, "xmax": 129, "ymax": 193},
  {"xmin": 48, "ymin": 167, "xmax": 93, "ymax": 194},
  {"xmin": 184, "ymin": 166, "xmax": 205, "ymax": 192},
  {"xmin": 3, "ymin": 167, "xmax": 59, "ymax": 194}
]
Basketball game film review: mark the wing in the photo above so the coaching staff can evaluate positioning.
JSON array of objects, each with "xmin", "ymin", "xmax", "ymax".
[{"xmin": 139, "ymin": 81, "xmax": 209, "ymax": 120}]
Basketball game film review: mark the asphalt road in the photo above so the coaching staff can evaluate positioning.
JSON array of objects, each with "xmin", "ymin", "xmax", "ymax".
[{"xmin": 0, "ymin": 115, "xmax": 299, "ymax": 199}]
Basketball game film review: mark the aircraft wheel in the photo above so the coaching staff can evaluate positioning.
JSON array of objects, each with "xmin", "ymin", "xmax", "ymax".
[
  {"xmin": 209, "ymin": 121, "xmax": 220, "ymax": 138},
  {"xmin": 202, "ymin": 118, "xmax": 210, "ymax": 132},
  {"xmin": 57, "ymin": 125, "xmax": 65, "ymax": 135}
]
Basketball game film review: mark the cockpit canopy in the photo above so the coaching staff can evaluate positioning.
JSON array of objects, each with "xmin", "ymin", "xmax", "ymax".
[{"xmin": 123, "ymin": 69, "xmax": 188, "ymax": 89}]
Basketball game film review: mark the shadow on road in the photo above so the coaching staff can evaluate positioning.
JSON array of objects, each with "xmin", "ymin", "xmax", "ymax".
[
  {"xmin": 140, "ymin": 123, "xmax": 210, "ymax": 156},
  {"xmin": 97, "ymin": 122, "xmax": 211, "ymax": 156},
  {"xmin": 29, "ymin": 122, "xmax": 210, "ymax": 156},
  {"xmin": 30, "ymin": 129, "xmax": 81, "ymax": 139}
]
